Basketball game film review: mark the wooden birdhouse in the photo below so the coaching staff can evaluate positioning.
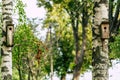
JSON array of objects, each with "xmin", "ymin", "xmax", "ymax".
[
  {"xmin": 6, "ymin": 22, "xmax": 14, "ymax": 47},
  {"xmin": 101, "ymin": 21, "xmax": 109, "ymax": 39}
]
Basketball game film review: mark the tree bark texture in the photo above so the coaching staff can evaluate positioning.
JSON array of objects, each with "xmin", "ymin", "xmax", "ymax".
[
  {"xmin": 72, "ymin": 1, "xmax": 89, "ymax": 79},
  {"xmin": 18, "ymin": 47, "xmax": 22, "ymax": 80},
  {"xmin": 1, "ymin": 0, "xmax": 13, "ymax": 80},
  {"xmin": 71, "ymin": 13, "xmax": 81, "ymax": 80},
  {"xmin": 92, "ymin": 0, "xmax": 109, "ymax": 80}
]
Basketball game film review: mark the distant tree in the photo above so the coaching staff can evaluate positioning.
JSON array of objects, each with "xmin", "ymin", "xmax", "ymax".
[
  {"xmin": 13, "ymin": 0, "xmax": 48, "ymax": 80},
  {"xmin": 53, "ymin": 26, "xmax": 74, "ymax": 80},
  {"xmin": 37, "ymin": 0, "xmax": 93, "ymax": 80}
]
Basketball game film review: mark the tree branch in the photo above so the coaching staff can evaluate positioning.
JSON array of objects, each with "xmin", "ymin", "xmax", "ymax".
[
  {"xmin": 110, "ymin": 1, "xmax": 120, "ymax": 34},
  {"xmin": 109, "ymin": 0, "xmax": 113, "ymax": 28}
]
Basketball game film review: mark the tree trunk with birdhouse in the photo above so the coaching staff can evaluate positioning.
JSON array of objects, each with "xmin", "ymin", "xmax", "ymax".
[
  {"xmin": 1, "ymin": 0, "xmax": 14, "ymax": 80},
  {"xmin": 92, "ymin": 0, "xmax": 109, "ymax": 80}
]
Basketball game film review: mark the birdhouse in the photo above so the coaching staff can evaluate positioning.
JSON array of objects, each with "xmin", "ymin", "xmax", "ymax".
[
  {"xmin": 6, "ymin": 22, "xmax": 14, "ymax": 47},
  {"xmin": 101, "ymin": 21, "xmax": 109, "ymax": 39}
]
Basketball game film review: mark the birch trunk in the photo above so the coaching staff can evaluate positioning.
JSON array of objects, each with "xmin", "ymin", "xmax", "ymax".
[
  {"xmin": 1, "ymin": 0, "xmax": 13, "ymax": 80},
  {"xmin": 92, "ymin": 0, "xmax": 109, "ymax": 80}
]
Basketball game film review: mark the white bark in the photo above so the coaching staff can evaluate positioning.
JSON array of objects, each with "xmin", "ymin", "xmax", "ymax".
[
  {"xmin": 1, "ymin": 0, "xmax": 13, "ymax": 80},
  {"xmin": 92, "ymin": 1, "xmax": 109, "ymax": 80}
]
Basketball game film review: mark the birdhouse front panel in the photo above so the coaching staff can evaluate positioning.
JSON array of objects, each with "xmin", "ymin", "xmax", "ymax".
[
  {"xmin": 6, "ymin": 24, "xmax": 14, "ymax": 47},
  {"xmin": 101, "ymin": 22, "xmax": 109, "ymax": 39}
]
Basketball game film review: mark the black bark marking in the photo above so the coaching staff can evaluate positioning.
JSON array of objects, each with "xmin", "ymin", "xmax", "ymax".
[
  {"xmin": 94, "ymin": 74, "xmax": 104, "ymax": 77},
  {"xmin": 3, "ymin": 12, "xmax": 12, "ymax": 16},
  {"xmin": 2, "ymin": 29, "xmax": 6, "ymax": 37},
  {"xmin": 100, "ymin": 0, "xmax": 108, "ymax": 4},
  {"xmin": 6, "ymin": 21, "xmax": 12, "ymax": 24},
  {"xmin": 2, "ymin": 53, "xmax": 9, "ymax": 56},
  {"xmin": 7, "ymin": 50, "xmax": 12, "ymax": 52},
  {"xmin": 3, "ymin": 16, "xmax": 12, "ymax": 21},
  {"xmin": 1, "ymin": 48, "xmax": 4, "ymax": 56},
  {"xmin": 4, "ymin": 8, "xmax": 12, "ymax": 11},
  {"xmin": 3, "ymin": 74, "xmax": 12, "ymax": 80},
  {"xmin": 1, "ymin": 49, "xmax": 10, "ymax": 57},
  {"xmin": 2, "ymin": 41, "xmax": 7, "ymax": 46},
  {"xmin": 3, "ymin": 2, "xmax": 13, "ymax": 6},
  {"xmin": 3, "ymin": 60, "xmax": 10, "ymax": 63},
  {"xmin": 1, "ymin": 66, "xmax": 9, "ymax": 72}
]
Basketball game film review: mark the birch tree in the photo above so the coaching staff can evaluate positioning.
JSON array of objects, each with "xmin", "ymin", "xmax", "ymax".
[
  {"xmin": 92, "ymin": 0, "xmax": 109, "ymax": 80},
  {"xmin": 1, "ymin": 0, "xmax": 14, "ymax": 80}
]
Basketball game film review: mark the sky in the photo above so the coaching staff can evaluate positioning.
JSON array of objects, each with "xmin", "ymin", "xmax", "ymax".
[
  {"xmin": 22, "ymin": 0, "xmax": 47, "ymax": 40},
  {"xmin": 23, "ymin": 0, "xmax": 46, "ymax": 19},
  {"xmin": 22, "ymin": 0, "xmax": 120, "ymax": 80}
]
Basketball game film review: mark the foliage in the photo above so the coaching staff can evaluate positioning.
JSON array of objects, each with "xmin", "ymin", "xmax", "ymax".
[
  {"xmin": 13, "ymin": 21, "xmax": 50, "ymax": 79},
  {"xmin": 110, "ymin": 30, "xmax": 120, "ymax": 59},
  {"xmin": 12, "ymin": 0, "xmax": 48, "ymax": 79},
  {"xmin": 0, "ymin": 0, "xmax": 119, "ymax": 79},
  {"xmin": 15, "ymin": 0, "xmax": 27, "ymax": 24},
  {"xmin": 37, "ymin": 1, "xmax": 93, "ymax": 79},
  {"xmin": 109, "ymin": 0, "xmax": 120, "ymax": 60},
  {"xmin": 53, "ymin": 26, "xmax": 74, "ymax": 77}
]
